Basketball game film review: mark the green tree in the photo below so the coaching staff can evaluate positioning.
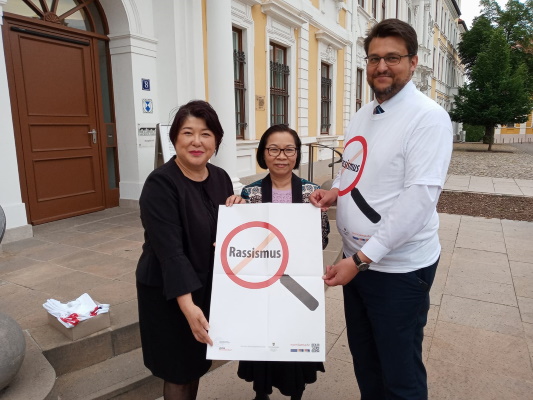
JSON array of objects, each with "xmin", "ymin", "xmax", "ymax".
[
  {"xmin": 457, "ymin": 16, "xmax": 493, "ymax": 74},
  {"xmin": 481, "ymin": 0, "xmax": 533, "ymax": 90},
  {"xmin": 450, "ymin": 28, "xmax": 533, "ymax": 150}
]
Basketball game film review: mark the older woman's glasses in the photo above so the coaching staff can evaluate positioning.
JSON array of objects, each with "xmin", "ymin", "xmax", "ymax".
[
  {"xmin": 266, "ymin": 147, "xmax": 297, "ymax": 157},
  {"xmin": 364, "ymin": 54, "xmax": 413, "ymax": 66}
]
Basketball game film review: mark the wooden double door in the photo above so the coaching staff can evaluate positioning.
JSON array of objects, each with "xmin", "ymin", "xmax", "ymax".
[{"xmin": 4, "ymin": 18, "xmax": 115, "ymax": 224}]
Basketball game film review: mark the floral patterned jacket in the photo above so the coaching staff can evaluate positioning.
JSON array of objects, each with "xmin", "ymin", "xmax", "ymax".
[{"xmin": 241, "ymin": 173, "xmax": 330, "ymax": 250}]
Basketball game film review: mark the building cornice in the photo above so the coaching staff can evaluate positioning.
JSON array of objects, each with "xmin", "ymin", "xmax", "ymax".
[
  {"xmin": 450, "ymin": 0, "xmax": 461, "ymax": 17},
  {"xmin": 261, "ymin": 1, "xmax": 307, "ymax": 28},
  {"xmin": 315, "ymin": 29, "xmax": 348, "ymax": 49},
  {"xmin": 234, "ymin": 0, "xmax": 262, "ymax": 7}
]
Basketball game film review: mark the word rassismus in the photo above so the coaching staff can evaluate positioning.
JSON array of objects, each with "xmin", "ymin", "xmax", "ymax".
[
  {"xmin": 341, "ymin": 159, "xmax": 361, "ymax": 172},
  {"xmin": 229, "ymin": 247, "xmax": 282, "ymax": 258}
]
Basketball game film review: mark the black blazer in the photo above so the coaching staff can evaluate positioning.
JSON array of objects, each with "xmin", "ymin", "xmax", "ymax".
[{"xmin": 136, "ymin": 157, "xmax": 234, "ymax": 302}]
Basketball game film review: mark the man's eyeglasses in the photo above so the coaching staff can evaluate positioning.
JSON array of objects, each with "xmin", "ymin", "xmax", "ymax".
[
  {"xmin": 364, "ymin": 54, "xmax": 414, "ymax": 66},
  {"xmin": 265, "ymin": 147, "xmax": 298, "ymax": 157}
]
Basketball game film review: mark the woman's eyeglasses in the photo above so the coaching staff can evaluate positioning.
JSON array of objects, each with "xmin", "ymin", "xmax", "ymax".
[{"xmin": 265, "ymin": 147, "xmax": 297, "ymax": 157}]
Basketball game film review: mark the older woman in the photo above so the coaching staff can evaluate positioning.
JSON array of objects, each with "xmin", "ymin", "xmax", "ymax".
[
  {"xmin": 136, "ymin": 100, "xmax": 237, "ymax": 400},
  {"xmin": 235, "ymin": 124, "xmax": 329, "ymax": 400}
]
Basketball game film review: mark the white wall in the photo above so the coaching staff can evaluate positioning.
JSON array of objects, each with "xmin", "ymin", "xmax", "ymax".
[{"xmin": 0, "ymin": 0, "xmax": 32, "ymax": 240}]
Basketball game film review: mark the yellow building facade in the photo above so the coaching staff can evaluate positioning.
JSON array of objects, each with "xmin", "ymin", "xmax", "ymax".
[
  {"xmin": 495, "ymin": 112, "xmax": 533, "ymax": 143},
  {"xmin": 0, "ymin": 0, "xmax": 465, "ymax": 238},
  {"xmin": 228, "ymin": 0, "xmax": 351, "ymax": 176}
]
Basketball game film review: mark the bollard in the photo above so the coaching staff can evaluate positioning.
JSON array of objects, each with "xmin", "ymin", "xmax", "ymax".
[{"xmin": 0, "ymin": 312, "xmax": 26, "ymax": 391}]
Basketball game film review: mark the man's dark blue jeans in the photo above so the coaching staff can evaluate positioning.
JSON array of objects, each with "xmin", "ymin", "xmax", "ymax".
[{"xmin": 343, "ymin": 258, "xmax": 439, "ymax": 400}]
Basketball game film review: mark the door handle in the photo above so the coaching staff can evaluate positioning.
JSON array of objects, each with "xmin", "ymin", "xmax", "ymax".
[{"xmin": 88, "ymin": 129, "xmax": 97, "ymax": 144}]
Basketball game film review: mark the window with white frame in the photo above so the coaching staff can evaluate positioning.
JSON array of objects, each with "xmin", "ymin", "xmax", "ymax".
[
  {"xmin": 233, "ymin": 27, "xmax": 247, "ymax": 139},
  {"xmin": 270, "ymin": 42, "xmax": 289, "ymax": 126},
  {"xmin": 356, "ymin": 68, "xmax": 363, "ymax": 111},
  {"xmin": 320, "ymin": 63, "xmax": 332, "ymax": 134}
]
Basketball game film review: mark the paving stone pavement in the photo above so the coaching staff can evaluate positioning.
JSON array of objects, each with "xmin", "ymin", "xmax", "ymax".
[
  {"xmin": 194, "ymin": 214, "xmax": 533, "ymax": 400},
  {"xmin": 1, "ymin": 164, "xmax": 533, "ymax": 398}
]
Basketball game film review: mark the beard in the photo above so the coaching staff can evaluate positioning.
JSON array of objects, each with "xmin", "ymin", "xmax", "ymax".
[{"xmin": 368, "ymin": 72, "xmax": 411, "ymax": 102}]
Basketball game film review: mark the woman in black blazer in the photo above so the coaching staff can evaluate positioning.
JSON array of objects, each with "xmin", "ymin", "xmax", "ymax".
[{"xmin": 136, "ymin": 100, "xmax": 241, "ymax": 400}]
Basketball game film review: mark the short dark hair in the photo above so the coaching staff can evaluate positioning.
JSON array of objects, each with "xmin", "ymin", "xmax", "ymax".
[
  {"xmin": 363, "ymin": 19, "xmax": 418, "ymax": 57},
  {"xmin": 256, "ymin": 124, "xmax": 302, "ymax": 170},
  {"xmin": 168, "ymin": 100, "xmax": 224, "ymax": 154}
]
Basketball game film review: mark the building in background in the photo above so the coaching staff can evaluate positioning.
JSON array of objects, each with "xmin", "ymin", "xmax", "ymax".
[
  {"xmin": 494, "ymin": 113, "xmax": 533, "ymax": 143},
  {"xmin": 0, "ymin": 0, "xmax": 464, "ymax": 241}
]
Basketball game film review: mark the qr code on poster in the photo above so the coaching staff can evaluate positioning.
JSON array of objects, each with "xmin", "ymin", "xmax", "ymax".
[{"xmin": 312, "ymin": 343, "xmax": 320, "ymax": 353}]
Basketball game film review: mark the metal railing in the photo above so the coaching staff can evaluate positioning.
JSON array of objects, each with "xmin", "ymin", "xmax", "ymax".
[
  {"xmin": 500, "ymin": 137, "xmax": 533, "ymax": 144},
  {"xmin": 305, "ymin": 143, "xmax": 343, "ymax": 183}
]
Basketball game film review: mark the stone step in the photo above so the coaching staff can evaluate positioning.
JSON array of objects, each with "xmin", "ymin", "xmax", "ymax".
[
  {"xmin": 28, "ymin": 299, "xmax": 140, "ymax": 376},
  {"xmin": 48, "ymin": 348, "xmax": 162, "ymax": 400},
  {"xmin": 49, "ymin": 348, "xmax": 231, "ymax": 400}
]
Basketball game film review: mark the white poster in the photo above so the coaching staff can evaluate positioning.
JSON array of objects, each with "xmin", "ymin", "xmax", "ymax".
[
  {"xmin": 156, "ymin": 124, "xmax": 175, "ymax": 162},
  {"xmin": 207, "ymin": 203, "xmax": 326, "ymax": 362}
]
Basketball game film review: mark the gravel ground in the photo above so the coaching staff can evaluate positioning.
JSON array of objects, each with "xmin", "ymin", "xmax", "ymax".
[
  {"xmin": 438, "ymin": 143, "xmax": 533, "ymax": 222},
  {"xmin": 447, "ymin": 143, "xmax": 533, "ymax": 180}
]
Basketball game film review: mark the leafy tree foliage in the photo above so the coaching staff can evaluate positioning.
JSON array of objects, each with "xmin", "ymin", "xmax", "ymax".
[
  {"xmin": 481, "ymin": 0, "xmax": 533, "ymax": 90},
  {"xmin": 457, "ymin": 16, "xmax": 493, "ymax": 74},
  {"xmin": 450, "ymin": 29, "xmax": 533, "ymax": 150},
  {"xmin": 450, "ymin": 0, "xmax": 533, "ymax": 150}
]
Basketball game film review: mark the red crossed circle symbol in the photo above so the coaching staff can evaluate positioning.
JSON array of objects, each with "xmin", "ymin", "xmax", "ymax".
[
  {"xmin": 338, "ymin": 136, "xmax": 368, "ymax": 197},
  {"xmin": 220, "ymin": 221, "xmax": 289, "ymax": 289}
]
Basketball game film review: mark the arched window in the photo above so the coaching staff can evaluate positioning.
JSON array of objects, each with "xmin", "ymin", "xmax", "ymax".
[{"xmin": 3, "ymin": 0, "xmax": 107, "ymax": 34}]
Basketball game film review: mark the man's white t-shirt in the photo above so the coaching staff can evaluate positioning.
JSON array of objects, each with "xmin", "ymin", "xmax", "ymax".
[{"xmin": 334, "ymin": 80, "xmax": 453, "ymax": 273}]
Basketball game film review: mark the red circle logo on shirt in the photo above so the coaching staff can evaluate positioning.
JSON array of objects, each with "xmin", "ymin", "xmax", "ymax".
[{"xmin": 338, "ymin": 136, "xmax": 367, "ymax": 196}]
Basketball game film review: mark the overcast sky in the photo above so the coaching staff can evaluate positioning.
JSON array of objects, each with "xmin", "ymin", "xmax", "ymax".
[{"xmin": 459, "ymin": 0, "xmax": 508, "ymax": 29}]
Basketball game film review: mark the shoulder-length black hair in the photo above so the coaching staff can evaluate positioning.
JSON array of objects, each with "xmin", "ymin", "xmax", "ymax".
[
  {"xmin": 168, "ymin": 100, "xmax": 224, "ymax": 154},
  {"xmin": 256, "ymin": 124, "xmax": 302, "ymax": 170}
]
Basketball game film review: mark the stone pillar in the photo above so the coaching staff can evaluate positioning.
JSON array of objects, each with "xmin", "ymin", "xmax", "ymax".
[
  {"xmin": 206, "ymin": 0, "xmax": 242, "ymax": 193},
  {"xmin": 108, "ymin": 33, "xmax": 159, "ymax": 204}
]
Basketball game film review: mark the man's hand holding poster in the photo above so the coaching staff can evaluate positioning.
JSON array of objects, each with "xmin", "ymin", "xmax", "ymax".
[{"xmin": 207, "ymin": 203, "xmax": 325, "ymax": 362}]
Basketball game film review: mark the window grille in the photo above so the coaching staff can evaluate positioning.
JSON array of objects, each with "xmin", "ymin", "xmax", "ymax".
[
  {"xmin": 233, "ymin": 28, "xmax": 247, "ymax": 139},
  {"xmin": 321, "ymin": 63, "xmax": 332, "ymax": 134},
  {"xmin": 270, "ymin": 43, "xmax": 289, "ymax": 126}
]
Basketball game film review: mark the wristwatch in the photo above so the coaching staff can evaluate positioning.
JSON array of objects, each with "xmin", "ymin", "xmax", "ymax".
[{"xmin": 352, "ymin": 252, "xmax": 370, "ymax": 272}]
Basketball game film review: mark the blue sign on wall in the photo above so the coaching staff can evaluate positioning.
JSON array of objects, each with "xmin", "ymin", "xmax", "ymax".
[
  {"xmin": 142, "ymin": 78, "xmax": 150, "ymax": 91},
  {"xmin": 143, "ymin": 99, "xmax": 153, "ymax": 113}
]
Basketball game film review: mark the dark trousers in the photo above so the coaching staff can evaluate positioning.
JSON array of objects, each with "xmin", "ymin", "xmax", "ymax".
[{"xmin": 343, "ymin": 258, "xmax": 439, "ymax": 400}]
